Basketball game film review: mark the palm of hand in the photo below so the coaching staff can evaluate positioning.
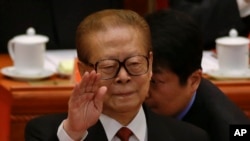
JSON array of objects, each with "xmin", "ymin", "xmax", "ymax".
[{"xmin": 67, "ymin": 71, "xmax": 107, "ymax": 132}]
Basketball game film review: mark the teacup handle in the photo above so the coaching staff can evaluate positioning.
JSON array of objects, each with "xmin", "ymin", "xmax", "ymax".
[{"xmin": 8, "ymin": 39, "xmax": 15, "ymax": 61}]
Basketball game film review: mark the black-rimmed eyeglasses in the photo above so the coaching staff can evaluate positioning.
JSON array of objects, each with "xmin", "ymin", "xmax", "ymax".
[{"xmin": 89, "ymin": 55, "xmax": 149, "ymax": 80}]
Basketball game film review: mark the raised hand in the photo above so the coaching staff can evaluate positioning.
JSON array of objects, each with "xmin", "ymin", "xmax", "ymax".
[{"xmin": 64, "ymin": 70, "xmax": 107, "ymax": 140}]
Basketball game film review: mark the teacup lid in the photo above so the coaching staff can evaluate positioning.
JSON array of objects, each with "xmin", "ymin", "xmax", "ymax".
[
  {"xmin": 11, "ymin": 27, "xmax": 49, "ymax": 44},
  {"xmin": 215, "ymin": 28, "xmax": 249, "ymax": 46}
]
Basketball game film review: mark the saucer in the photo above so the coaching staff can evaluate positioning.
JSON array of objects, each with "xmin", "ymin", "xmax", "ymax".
[
  {"xmin": 206, "ymin": 69, "xmax": 250, "ymax": 80},
  {"xmin": 1, "ymin": 66, "xmax": 55, "ymax": 80}
]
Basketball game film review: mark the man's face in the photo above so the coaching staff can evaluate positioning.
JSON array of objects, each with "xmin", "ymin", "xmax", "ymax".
[
  {"xmin": 145, "ymin": 69, "xmax": 195, "ymax": 117},
  {"xmin": 78, "ymin": 26, "xmax": 152, "ymax": 117}
]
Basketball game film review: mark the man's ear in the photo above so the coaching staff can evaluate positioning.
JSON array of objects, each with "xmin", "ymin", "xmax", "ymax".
[
  {"xmin": 77, "ymin": 61, "xmax": 92, "ymax": 76},
  {"xmin": 189, "ymin": 69, "xmax": 202, "ymax": 91},
  {"xmin": 77, "ymin": 61, "xmax": 84, "ymax": 76}
]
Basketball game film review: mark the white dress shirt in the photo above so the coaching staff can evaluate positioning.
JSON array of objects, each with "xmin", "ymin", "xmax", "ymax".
[{"xmin": 57, "ymin": 106, "xmax": 147, "ymax": 141}]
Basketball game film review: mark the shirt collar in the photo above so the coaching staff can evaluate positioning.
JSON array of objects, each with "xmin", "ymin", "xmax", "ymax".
[
  {"xmin": 100, "ymin": 106, "xmax": 146, "ymax": 141},
  {"xmin": 176, "ymin": 92, "xmax": 196, "ymax": 120}
]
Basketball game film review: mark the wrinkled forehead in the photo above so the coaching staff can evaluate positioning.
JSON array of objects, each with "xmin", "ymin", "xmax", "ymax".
[
  {"xmin": 92, "ymin": 25, "xmax": 147, "ymax": 47},
  {"xmin": 76, "ymin": 10, "xmax": 151, "ymax": 63},
  {"xmin": 87, "ymin": 26, "xmax": 149, "ymax": 60}
]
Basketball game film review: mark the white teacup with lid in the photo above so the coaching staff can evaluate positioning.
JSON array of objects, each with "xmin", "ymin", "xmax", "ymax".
[
  {"xmin": 215, "ymin": 28, "xmax": 250, "ymax": 76},
  {"xmin": 8, "ymin": 27, "xmax": 49, "ymax": 75}
]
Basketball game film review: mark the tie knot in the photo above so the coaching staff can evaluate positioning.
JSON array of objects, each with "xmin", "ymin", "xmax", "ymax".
[{"xmin": 116, "ymin": 127, "xmax": 133, "ymax": 141}]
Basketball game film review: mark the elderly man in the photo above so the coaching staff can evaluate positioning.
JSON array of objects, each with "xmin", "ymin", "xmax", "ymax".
[{"xmin": 25, "ymin": 9, "xmax": 209, "ymax": 141}]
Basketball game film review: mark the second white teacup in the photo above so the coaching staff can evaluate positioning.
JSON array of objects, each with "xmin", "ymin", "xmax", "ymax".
[
  {"xmin": 8, "ymin": 27, "xmax": 49, "ymax": 75},
  {"xmin": 216, "ymin": 29, "xmax": 250, "ymax": 76}
]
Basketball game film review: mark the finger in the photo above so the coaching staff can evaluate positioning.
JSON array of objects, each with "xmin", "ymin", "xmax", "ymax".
[
  {"xmin": 79, "ymin": 71, "xmax": 90, "ymax": 92},
  {"xmin": 94, "ymin": 86, "xmax": 107, "ymax": 112},
  {"xmin": 85, "ymin": 70, "xmax": 97, "ymax": 92},
  {"xmin": 91, "ymin": 73, "xmax": 101, "ymax": 93},
  {"xmin": 70, "ymin": 71, "xmax": 89, "ymax": 102}
]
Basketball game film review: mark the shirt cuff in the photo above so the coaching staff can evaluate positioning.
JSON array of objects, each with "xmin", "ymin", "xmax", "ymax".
[
  {"xmin": 237, "ymin": 0, "xmax": 250, "ymax": 17},
  {"xmin": 57, "ymin": 120, "xmax": 88, "ymax": 141}
]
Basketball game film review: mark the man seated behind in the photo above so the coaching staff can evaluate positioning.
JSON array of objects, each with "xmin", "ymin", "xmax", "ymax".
[
  {"xmin": 25, "ymin": 9, "xmax": 209, "ymax": 141},
  {"xmin": 145, "ymin": 9, "xmax": 250, "ymax": 141}
]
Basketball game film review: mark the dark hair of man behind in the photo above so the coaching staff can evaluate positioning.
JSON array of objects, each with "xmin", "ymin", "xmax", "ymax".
[{"xmin": 145, "ymin": 9, "xmax": 203, "ymax": 85}]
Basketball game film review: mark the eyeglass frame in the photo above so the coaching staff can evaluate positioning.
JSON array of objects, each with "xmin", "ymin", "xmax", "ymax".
[{"xmin": 87, "ymin": 55, "xmax": 150, "ymax": 80}]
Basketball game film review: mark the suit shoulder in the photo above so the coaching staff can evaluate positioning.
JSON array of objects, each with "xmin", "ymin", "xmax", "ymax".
[
  {"xmin": 163, "ymin": 117, "xmax": 210, "ymax": 141},
  {"xmin": 144, "ymin": 105, "xmax": 210, "ymax": 141},
  {"xmin": 25, "ymin": 113, "xmax": 67, "ymax": 141}
]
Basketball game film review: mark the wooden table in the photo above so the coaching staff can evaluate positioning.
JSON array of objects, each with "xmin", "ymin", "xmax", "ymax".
[
  {"xmin": 0, "ymin": 54, "xmax": 73, "ymax": 141},
  {"xmin": 1, "ymin": 54, "xmax": 250, "ymax": 141}
]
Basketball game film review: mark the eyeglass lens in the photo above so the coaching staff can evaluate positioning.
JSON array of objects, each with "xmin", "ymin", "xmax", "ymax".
[{"xmin": 96, "ymin": 55, "xmax": 148, "ymax": 80}]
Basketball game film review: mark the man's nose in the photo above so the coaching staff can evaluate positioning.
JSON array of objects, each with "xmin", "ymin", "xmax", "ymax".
[{"xmin": 115, "ymin": 66, "xmax": 131, "ymax": 83}]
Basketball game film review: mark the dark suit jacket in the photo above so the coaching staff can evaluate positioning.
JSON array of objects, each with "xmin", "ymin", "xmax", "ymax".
[
  {"xmin": 25, "ymin": 106, "xmax": 210, "ymax": 141},
  {"xmin": 169, "ymin": 0, "xmax": 250, "ymax": 50},
  {"xmin": 183, "ymin": 78, "xmax": 250, "ymax": 141}
]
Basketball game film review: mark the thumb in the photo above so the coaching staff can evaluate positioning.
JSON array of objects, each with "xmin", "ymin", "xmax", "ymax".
[{"xmin": 94, "ymin": 86, "xmax": 107, "ymax": 112}]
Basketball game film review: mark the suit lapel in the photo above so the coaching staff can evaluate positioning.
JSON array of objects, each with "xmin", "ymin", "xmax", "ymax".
[
  {"xmin": 85, "ymin": 106, "xmax": 177, "ymax": 141},
  {"xmin": 85, "ymin": 120, "xmax": 108, "ymax": 141}
]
